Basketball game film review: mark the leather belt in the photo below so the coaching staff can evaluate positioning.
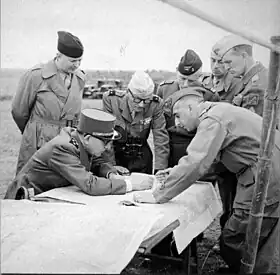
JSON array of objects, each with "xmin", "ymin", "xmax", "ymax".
[{"xmin": 31, "ymin": 115, "xmax": 79, "ymax": 127}]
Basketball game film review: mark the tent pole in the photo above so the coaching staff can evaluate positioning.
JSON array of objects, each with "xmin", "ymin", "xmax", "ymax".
[
  {"xmin": 240, "ymin": 36, "xmax": 280, "ymax": 273},
  {"xmin": 157, "ymin": 0, "xmax": 280, "ymax": 53}
]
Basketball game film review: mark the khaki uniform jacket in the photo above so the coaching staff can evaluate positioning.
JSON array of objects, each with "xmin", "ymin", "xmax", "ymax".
[
  {"xmin": 4, "ymin": 128, "xmax": 126, "ymax": 199},
  {"xmin": 201, "ymin": 72, "xmax": 240, "ymax": 103},
  {"xmin": 232, "ymin": 62, "xmax": 268, "ymax": 116},
  {"xmin": 153, "ymin": 102, "xmax": 280, "ymax": 217},
  {"xmin": 12, "ymin": 59, "xmax": 86, "ymax": 174},
  {"xmin": 157, "ymin": 79, "xmax": 220, "ymax": 129},
  {"xmin": 102, "ymin": 90, "xmax": 170, "ymax": 170}
]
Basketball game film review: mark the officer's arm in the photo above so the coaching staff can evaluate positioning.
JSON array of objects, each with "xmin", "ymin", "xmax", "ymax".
[
  {"xmin": 49, "ymin": 144, "xmax": 127, "ymax": 195},
  {"xmin": 90, "ymin": 155, "xmax": 118, "ymax": 178},
  {"xmin": 11, "ymin": 70, "xmax": 39, "ymax": 133},
  {"xmin": 153, "ymin": 117, "xmax": 227, "ymax": 203},
  {"xmin": 151, "ymin": 99, "xmax": 170, "ymax": 170}
]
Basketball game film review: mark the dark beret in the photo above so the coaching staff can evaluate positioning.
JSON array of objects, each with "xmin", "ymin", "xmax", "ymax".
[
  {"xmin": 177, "ymin": 49, "xmax": 202, "ymax": 76},
  {"xmin": 57, "ymin": 31, "xmax": 84, "ymax": 58}
]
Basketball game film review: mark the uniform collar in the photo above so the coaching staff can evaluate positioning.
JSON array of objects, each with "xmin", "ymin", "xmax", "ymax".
[
  {"xmin": 41, "ymin": 58, "xmax": 85, "ymax": 81},
  {"xmin": 71, "ymin": 130, "xmax": 91, "ymax": 171},
  {"xmin": 42, "ymin": 59, "xmax": 58, "ymax": 79},
  {"xmin": 198, "ymin": 101, "xmax": 214, "ymax": 119}
]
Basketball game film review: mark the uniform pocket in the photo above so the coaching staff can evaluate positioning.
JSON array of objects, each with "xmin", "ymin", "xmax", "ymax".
[{"xmin": 234, "ymin": 166, "xmax": 255, "ymax": 209}]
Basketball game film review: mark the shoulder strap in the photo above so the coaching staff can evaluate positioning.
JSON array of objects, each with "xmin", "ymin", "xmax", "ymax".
[{"xmin": 231, "ymin": 63, "xmax": 265, "ymax": 97}]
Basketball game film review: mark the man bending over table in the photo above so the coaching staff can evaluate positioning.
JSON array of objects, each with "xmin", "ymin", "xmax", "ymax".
[
  {"xmin": 5, "ymin": 108, "xmax": 153, "ymax": 199},
  {"xmin": 133, "ymin": 89, "xmax": 280, "ymax": 274}
]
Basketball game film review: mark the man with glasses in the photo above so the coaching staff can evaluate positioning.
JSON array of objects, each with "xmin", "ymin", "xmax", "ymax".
[
  {"xmin": 102, "ymin": 71, "xmax": 169, "ymax": 175},
  {"xmin": 11, "ymin": 31, "xmax": 86, "ymax": 175},
  {"xmin": 4, "ymin": 109, "xmax": 153, "ymax": 199}
]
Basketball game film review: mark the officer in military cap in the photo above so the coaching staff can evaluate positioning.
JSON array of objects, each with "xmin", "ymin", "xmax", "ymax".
[
  {"xmin": 157, "ymin": 49, "xmax": 219, "ymax": 168},
  {"xmin": 134, "ymin": 92, "xmax": 280, "ymax": 274},
  {"xmin": 4, "ymin": 108, "xmax": 153, "ymax": 199},
  {"xmin": 102, "ymin": 71, "xmax": 169, "ymax": 175},
  {"xmin": 202, "ymin": 41, "xmax": 240, "ymax": 102},
  {"xmin": 213, "ymin": 34, "xmax": 268, "ymax": 116},
  {"xmin": 12, "ymin": 30, "xmax": 86, "ymax": 175}
]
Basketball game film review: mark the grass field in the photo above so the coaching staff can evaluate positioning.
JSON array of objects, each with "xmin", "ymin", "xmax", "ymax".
[{"xmin": 0, "ymin": 69, "xmax": 226, "ymax": 274}]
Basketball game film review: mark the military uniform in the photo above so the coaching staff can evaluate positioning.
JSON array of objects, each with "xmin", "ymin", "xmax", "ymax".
[
  {"xmin": 4, "ymin": 127, "xmax": 127, "ymax": 199},
  {"xmin": 153, "ymin": 102, "xmax": 280, "ymax": 273},
  {"xmin": 12, "ymin": 60, "xmax": 86, "ymax": 174},
  {"xmin": 157, "ymin": 79, "xmax": 219, "ymax": 167},
  {"xmin": 201, "ymin": 71, "xmax": 240, "ymax": 103},
  {"xmin": 102, "ymin": 90, "xmax": 169, "ymax": 174},
  {"xmin": 229, "ymin": 62, "xmax": 268, "ymax": 117}
]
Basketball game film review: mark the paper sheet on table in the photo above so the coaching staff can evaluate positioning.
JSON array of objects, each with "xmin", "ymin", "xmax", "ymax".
[
  {"xmin": 37, "ymin": 178, "xmax": 222, "ymax": 253},
  {"xmin": 1, "ymin": 200, "xmax": 161, "ymax": 274}
]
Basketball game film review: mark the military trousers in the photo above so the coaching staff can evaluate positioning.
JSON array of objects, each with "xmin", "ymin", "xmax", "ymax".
[{"xmin": 220, "ymin": 203, "xmax": 279, "ymax": 274}]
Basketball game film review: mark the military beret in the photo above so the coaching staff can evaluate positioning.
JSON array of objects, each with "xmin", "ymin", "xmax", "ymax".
[
  {"xmin": 171, "ymin": 87, "xmax": 204, "ymax": 110},
  {"xmin": 211, "ymin": 34, "xmax": 252, "ymax": 59},
  {"xmin": 57, "ymin": 31, "xmax": 84, "ymax": 58},
  {"xmin": 177, "ymin": 49, "xmax": 202, "ymax": 76},
  {"xmin": 77, "ymin": 108, "xmax": 121, "ymax": 140}
]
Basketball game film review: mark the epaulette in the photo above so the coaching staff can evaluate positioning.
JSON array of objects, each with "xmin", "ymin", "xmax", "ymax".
[
  {"xmin": 108, "ymin": 90, "xmax": 126, "ymax": 97},
  {"xmin": 69, "ymin": 137, "xmax": 79, "ymax": 149},
  {"xmin": 159, "ymin": 80, "xmax": 175, "ymax": 86},
  {"xmin": 75, "ymin": 69, "xmax": 86, "ymax": 81},
  {"xmin": 152, "ymin": 94, "xmax": 160, "ymax": 102},
  {"xmin": 31, "ymin": 63, "xmax": 44, "ymax": 71}
]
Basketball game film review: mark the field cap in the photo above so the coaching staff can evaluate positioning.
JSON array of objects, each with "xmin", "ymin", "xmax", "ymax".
[
  {"xmin": 128, "ymin": 71, "xmax": 155, "ymax": 98},
  {"xmin": 57, "ymin": 31, "xmax": 84, "ymax": 58},
  {"xmin": 211, "ymin": 34, "xmax": 252, "ymax": 60},
  {"xmin": 77, "ymin": 108, "xmax": 121, "ymax": 140},
  {"xmin": 177, "ymin": 49, "xmax": 202, "ymax": 76},
  {"xmin": 171, "ymin": 87, "xmax": 204, "ymax": 111}
]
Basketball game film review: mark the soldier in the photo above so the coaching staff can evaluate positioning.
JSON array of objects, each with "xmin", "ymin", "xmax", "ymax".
[
  {"xmin": 4, "ymin": 109, "xmax": 153, "ymax": 199},
  {"xmin": 157, "ymin": 49, "xmax": 219, "ymax": 168},
  {"xmin": 12, "ymin": 31, "xmax": 86, "ymax": 175},
  {"xmin": 213, "ymin": 34, "xmax": 268, "ymax": 116},
  {"xmin": 134, "ymin": 91, "xmax": 280, "ymax": 274},
  {"xmin": 202, "ymin": 42, "xmax": 240, "ymax": 102},
  {"xmin": 102, "ymin": 71, "xmax": 169, "ymax": 175},
  {"xmin": 202, "ymin": 41, "xmax": 242, "ymax": 231}
]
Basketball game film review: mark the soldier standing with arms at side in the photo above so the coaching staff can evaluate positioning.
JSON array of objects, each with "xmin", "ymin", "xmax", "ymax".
[
  {"xmin": 102, "ymin": 71, "xmax": 169, "ymax": 175},
  {"xmin": 12, "ymin": 31, "xmax": 86, "ymax": 175}
]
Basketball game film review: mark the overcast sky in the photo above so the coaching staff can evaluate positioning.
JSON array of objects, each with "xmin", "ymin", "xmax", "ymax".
[{"xmin": 1, "ymin": 0, "xmax": 280, "ymax": 71}]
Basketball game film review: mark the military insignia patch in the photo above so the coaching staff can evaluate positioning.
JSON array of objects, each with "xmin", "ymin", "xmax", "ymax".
[
  {"xmin": 184, "ymin": 65, "xmax": 192, "ymax": 72},
  {"xmin": 243, "ymin": 94, "xmax": 259, "ymax": 107},
  {"xmin": 140, "ymin": 117, "xmax": 152, "ymax": 125},
  {"xmin": 69, "ymin": 137, "xmax": 79, "ymax": 149}
]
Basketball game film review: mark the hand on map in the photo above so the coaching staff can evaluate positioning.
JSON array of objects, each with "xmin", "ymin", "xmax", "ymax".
[
  {"xmin": 114, "ymin": 166, "xmax": 130, "ymax": 176},
  {"xmin": 133, "ymin": 191, "xmax": 157, "ymax": 204},
  {"xmin": 130, "ymin": 173, "xmax": 154, "ymax": 191},
  {"xmin": 155, "ymin": 168, "xmax": 172, "ymax": 183}
]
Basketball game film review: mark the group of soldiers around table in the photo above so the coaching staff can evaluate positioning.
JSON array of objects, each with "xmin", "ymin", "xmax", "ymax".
[{"xmin": 4, "ymin": 31, "xmax": 279, "ymax": 274}]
